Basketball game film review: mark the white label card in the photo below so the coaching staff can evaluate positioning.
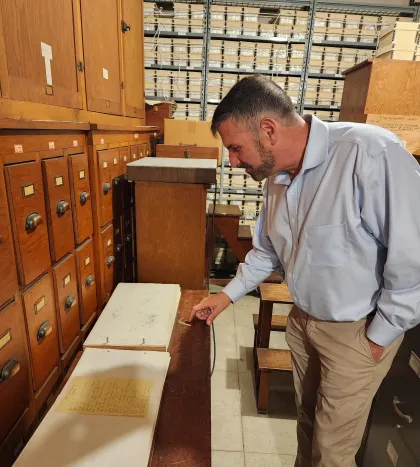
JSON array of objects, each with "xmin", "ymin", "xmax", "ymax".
[
  {"xmin": 100, "ymin": 138, "xmax": 105, "ymax": 145},
  {"xmin": 64, "ymin": 274, "xmax": 71, "ymax": 286},
  {"xmin": 84, "ymin": 256, "xmax": 91, "ymax": 266},
  {"xmin": 103, "ymin": 161, "xmax": 108, "ymax": 168},
  {"xmin": 107, "ymin": 239, "xmax": 112, "ymax": 247},
  {"xmin": 41, "ymin": 42, "xmax": 53, "ymax": 85},
  {"xmin": 113, "ymin": 158, "xmax": 118, "ymax": 165},
  {"xmin": 78, "ymin": 170, "xmax": 85, "ymax": 180},
  {"xmin": 134, "ymin": 134, "xmax": 139, "ymax": 139},
  {"xmin": 23, "ymin": 184, "xmax": 35, "ymax": 197},
  {"xmin": 49, "ymin": 141, "xmax": 55, "ymax": 149},
  {"xmin": 73, "ymin": 140, "xmax": 78, "ymax": 147},
  {"xmin": 387, "ymin": 440, "xmax": 398, "ymax": 467},
  {"xmin": 54, "ymin": 176, "xmax": 64, "ymax": 187},
  {"xmin": 35, "ymin": 296, "xmax": 46, "ymax": 313},
  {"xmin": 409, "ymin": 351, "xmax": 420, "ymax": 377},
  {"xmin": 103, "ymin": 68, "xmax": 109, "ymax": 80},
  {"xmin": 14, "ymin": 144, "xmax": 23, "ymax": 153}
]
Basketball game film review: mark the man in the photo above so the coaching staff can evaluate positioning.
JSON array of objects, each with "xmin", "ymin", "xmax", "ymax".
[{"xmin": 189, "ymin": 75, "xmax": 420, "ymax": 467}]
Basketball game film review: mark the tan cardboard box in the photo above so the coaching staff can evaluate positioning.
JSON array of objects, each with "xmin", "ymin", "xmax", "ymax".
[
  {"xmin": 164, "ymin": 119, "xmax": 223, "ymax": 164},
  {"xmin": 239, "ymin": 55, "xmax": 255, "ymax": 71},
  {"xmin": 227, "ymin": 6, "xmax": 242, "ymax": 22},
  {"xmin": 211, "ymin": 19, "xmax": 224, "ymax": 34},
  {"xmin": 174, "ymin": 3, "xmax": 189, "ymax": 19},
  {"xmin": 378, "ymin": 22, "xmax": 420, "ymax": 50}
]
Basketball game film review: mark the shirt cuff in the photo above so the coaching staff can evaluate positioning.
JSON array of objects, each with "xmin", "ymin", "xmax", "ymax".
[
  {"xmin": 222, "ymin": 278, "xmax": 249, "ymax": 304},
  {"xmin": 366, "ymin": 312, "xmax": 403, "ymax": 347}
]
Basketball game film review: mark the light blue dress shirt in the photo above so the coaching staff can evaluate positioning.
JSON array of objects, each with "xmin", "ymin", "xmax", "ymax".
[{"xmin": 223, "ymin": 115, "xmax": 420, "ymax": 346}]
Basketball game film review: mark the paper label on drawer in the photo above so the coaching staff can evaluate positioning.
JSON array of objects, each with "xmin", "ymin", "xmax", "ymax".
[
  {"xmin": 113, "ymin": 158, "xmax": 118, "ymax": 165},
  {"xmin": 78, "ymin": 170, "xmax": 85, "ymax": 180},
  {"xmin": 387, "ymin": 440, "xmax": 398, "ymax": 467},
  {"xmin": 103, "ymin": 68, "xmax": 109, "ymax": 80},
  {"xmin": 49, "ymin": 141, "xmax": 55, "ymax": 149},
  {"xmin": 124, "ymin": 155, "xmax": 127, "ymax": 161},
  {"xmin": 115, "ymin": 228, "xmax": 120, "ymax": 235},
  {"xmin": 100, "ymin": 138, "xmax": 105, "ymax": 145},
  {"xmin": 14, "ymin": 144, "xmax": 23, "ymax": 153},
  {"xmin": 63, "ymin": 274, "xmax": 71, "ymax": 286},
  {"xmin": 41, "ymin": 42, "xmax": 53, "ymax": 85},
  {"xmin": 54, "ymin": 175, "xmax": 64, "ymax": 187},
  {"xmin": 107, "ymin": 239, "xmax": 112, "ymax": 247},
  {"xmin": 35, "ymin": 296, "xmax": 46, "ymax": 313},
  {"xmin": 409, "ymin": 351, "xmax": 420, "ymax": 377},
  {"xmin": 73, "ymin": 140, "xmax": 78, "ymax": 147},
  {"xmin": 103, "ymin": 161, "xmax": 108, "ymax": 168},
  {"xmin": 22, "ymin": 184, "xmax": 35, "ymax": 198},
  {"xmin": 84, "ymin": 256, "xmax": 91, "ymax": 266},
  {"xmin": 0, "ymin": 329, "xmax": 12, "ymax": 351},
  {"xmin": 134, "ymin": 134, "xmax": 139, "ymax": 139}
]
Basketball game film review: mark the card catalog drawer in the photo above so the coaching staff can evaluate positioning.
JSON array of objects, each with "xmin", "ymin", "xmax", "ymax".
[
  {"xmin": 113, "ymin": 216, "xmax": 124, "ymax": 287},
  {"xmin": 75, "ymin": 239, "xmax": 97, "ymax": 326},
  {"xmin": 119, "ymin": 147, "xmax": 129, "ymax": 172},
  {"xmin": 101, "ymin": 224, "xmax": 115, "ymax": 301},
  {"xmin": 97, "ymin": 150, "xmax": 114, "ymax": 227}
]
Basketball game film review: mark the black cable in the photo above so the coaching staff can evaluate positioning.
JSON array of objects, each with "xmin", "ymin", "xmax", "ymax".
[{"xmin": 211, "ymin": 322, "xmax": 216, "ymax": 377}]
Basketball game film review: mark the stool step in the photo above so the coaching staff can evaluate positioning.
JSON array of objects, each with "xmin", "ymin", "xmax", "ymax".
[
  {"xmin": 253, "ymin": 314, "xmax": 288, "ymax": 331},
  {"xmin": 263, "ymin": 271, "xmax": 283, "ymax": 283},
  {"xmin": 257, "ymin": 348, "xmax": 293, "ymax": 372},
  {"xmin": 260, "ymin": 283, "xmax": 294, "ymax": 303},
  {"xmin": 208, "ymin": 203, "xmax": 241, "ymax": 218},
  {"xmin": 238, "ymin": 224, "xmax": 252, "ymax": 240}
]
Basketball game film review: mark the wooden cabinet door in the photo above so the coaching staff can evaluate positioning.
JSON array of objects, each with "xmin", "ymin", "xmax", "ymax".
[
  {"xmin": 80, "ymin": 0, "xmax": 123, "ymax": 115},
  {"xmin": 0, "ymin": 299, "xmax": 31, "ymax": 446},
  {"xmin": 5, "ymin": 162, "xmax": 51, "ymax": 286},
  {"xmin": 121, "ymin": 0, "xmax": 145, "ymax": 118},
  {"xmin": 0, "ymin": 178, "xmax": 18, "ymax": 307},
  {"xmin": 68, "ymin": 153, "xmax": 93, "ymax": 245},
  {"xmin": 0, "ymin": 0, "xmax": 83, "ymax": 108},
  {"xmin": 42, "ymin": 157, "xmax": 74, "ymax": 262},
  {"xmin": 75, "ymin": 239, "xmax": 97, "ymax": 326}
]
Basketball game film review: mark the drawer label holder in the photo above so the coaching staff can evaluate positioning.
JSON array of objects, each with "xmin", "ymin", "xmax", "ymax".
[
  {"xmin": 0, "ymin": 329, "xmax": 12, "ymax": 352},
  {"xmin": 34, "ymin": 296, "xmax": 46, "ymax": 314},
  {"xmin": 22, "ymin": 184, "xmax": 35, "ymax": 198}
]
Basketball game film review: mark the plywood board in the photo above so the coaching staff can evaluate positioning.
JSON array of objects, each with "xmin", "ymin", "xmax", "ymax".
[
  {"xmin": 13, "ymin": 347, "xmax": 170, "ymax": 467},
  {"xmin": 83, "ymin": 283, "xmax": 181, "ymax": 351}
]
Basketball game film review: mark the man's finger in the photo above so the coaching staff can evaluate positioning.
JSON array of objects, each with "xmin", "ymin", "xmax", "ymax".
[{"xmin": 206, "ymin": 308, "xmax": 222, "ymax": 326}]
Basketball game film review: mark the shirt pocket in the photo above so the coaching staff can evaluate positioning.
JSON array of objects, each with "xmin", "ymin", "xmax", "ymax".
[{"xmin": 305, "ymin": 223, "xmax": 349, "ymax": 268}]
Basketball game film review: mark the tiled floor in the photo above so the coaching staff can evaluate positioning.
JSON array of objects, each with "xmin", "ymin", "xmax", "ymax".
[{"xmin": 210, "ymin": 287, "xmax": 297, "ymax": 467}]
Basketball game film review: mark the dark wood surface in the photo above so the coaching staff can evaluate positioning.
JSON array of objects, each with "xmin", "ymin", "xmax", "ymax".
[
  {"xmin": 101, "ymin": 224, "xmax": 114, "ymax": 301},
  {"xmin": 208, "ymin": 203, "xmax": 241, "ymax": 217},
  {"xmin": 68, "ymin": 152, "xmax": 93, "ymax": 245},
  {"xmin": 90, "ymin": 124, "xmax": 158, "ymax": 132},
  {"xmin": 22, "ymin": 272, "xmax": 59, "ymax": 391},
  {"xmin": 52, "ymin": 253, "xmax": 80, "ymax": 354},
  {"xmin": 42, "ymin": 157, "xmax": 74, "ymax": 262},
  {"xmin": 0, "ymin": 120, "xmax": 90, "ymax": 131},
  {"xmin": 75, "ymin": 239, "xmax": 97, "ymax": 325},
  {"xmin": 97, "ymin": 149, "xmax": 114, "ymax": 227},
  {"xmin": 156, "ymin": 144, "xmax": 219, "ymax": 161},
  {"xmin": 149, "ymin": 289, "xmax": 211, "ymax": 467}
]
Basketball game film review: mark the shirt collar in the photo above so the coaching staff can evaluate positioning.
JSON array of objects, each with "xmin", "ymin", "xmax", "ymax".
[{"xmin": 274, "ymin": 114, "xmax": 329, "ymax": 185}]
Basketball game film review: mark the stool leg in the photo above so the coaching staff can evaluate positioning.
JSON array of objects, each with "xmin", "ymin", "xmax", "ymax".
[
  {"xmin": 257, "ymin": 370, "xmax": 270, "ymax": 414},
  {"xmin": 257, "ymin": 300, "xmax": 273, "ymax": 349}
]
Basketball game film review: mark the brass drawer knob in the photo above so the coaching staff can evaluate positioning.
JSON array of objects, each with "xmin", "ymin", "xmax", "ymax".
[
  {"xmin": 37, "ymin": 321, "xmax": 52, "ymax": 341},
  {"xmin": 116, "ymin": 244, "xmax": 123, "ymax": 253},
  {"xmin": 64, "ymin": 294, "xmax": 77, "ymax": 311},
  {"xmin": 126, "ymin": 234, "xmax": 132, "ymax": 243},
  {"xmin": 107, "ymin": 255, "xmax": 115, "ymax": 267},
  {"xmin": 85, "ymin": 274, "xmax": 95, "ymax": 288},
  {"xmin": 114, "ymin": 178, "xmax": 120, "ymax": 186},
  {"xmin": 56, "ymin": 200, "xmax": 70, "ymax": 215},
  {"xmin": 25, "ymin": 212, "xmax": 43, "ymax": 232},
  {"xmin": 103, "ymin": 182, "xmax": 112, "ymax": 194},
  {"xmin": 80, "ymin": 191, "xmax": 90, "ymax": 205},
  {"xmin": 184, "ymin": 149, "xmax": 191, "ymax": 159},
  {"xmin": 0, "ymin": 358, "xmax": 20, "ymax": 383}
]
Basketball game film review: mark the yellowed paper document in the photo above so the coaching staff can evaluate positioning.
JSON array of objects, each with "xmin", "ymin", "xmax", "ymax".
[{"xmin": 56, "ymin": 376, "xmax": 154, "ymax": 418}]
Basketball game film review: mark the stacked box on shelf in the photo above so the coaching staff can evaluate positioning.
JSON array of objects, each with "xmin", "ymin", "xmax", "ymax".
[
  {"xmin": 210, "ymin": 40, "xmax": 223, "ymax": 68},
  {"xmin": 256, "ymin": 43, "xmax": 272, "ymax": 71},
  {"xmin": 327, "ymin": 13, "xmax": 345, "ymax": 42},
  {"xmin": 343, "ymin": 13, "xmax": 362, "ymax": 43},
  {"xmin": 224, "ymin": 41, "xmax": 239, "ymax": 69},
  {"xmin": 191, "ymin": 4, "xmax": 204, "ymax": 33},
  {"xmin": 376, "ymin": 22, "xmax": 420, "ymax": 60},
  {"xmin": 240, "ymin": 42, "xmax": 255, "ymax": 71},
  {"xmin": 243, "ymin": 7, "xmax": 259, "ymax": 37},
  {"xmin": 294, "ymin": 11, "xmax": 308, "ymax": 40},
  {"xmin": 144, "ymin": 3, "xmax": 156, "ymax": 31},
  {"xmin": 211, "ymin": 5, "xmax": 226, "ymax": 34},
  {"xmin": 276, "ymin": 10, "xmax": 294, "ymax": 41},
  {"xmin": 360, "ymin": 15, "xmax": 380, "ymax": 43},
  {"xmin": 227, "ymin": 6, "xmax": 242, "ymax": 36},
  {"xmin": 289, "ymin": 44, "xmax": 305, "ymax": 72},
  {"xmin": 174, "ymin": 3, "xmax": 189, "ymax": 34},
  {"xmin": 285, "ymin": 77, "xmax": 300, "ymax": 105},
  {"xmin": 145, "ymin": 69, "xmax": 156, "ymax": 96},
  {"xmin": 173, "ymin": 39, "xmax": 188, "ymax": 67},
  {"xmin": 189, "ymin": 39, "xmax": 204, "ymax": 69},
  {"xmin": 144, "ymin": 38, "xmax": 156, "ymax": 66},
  {"xmin": 272, "ymin": 44, "xmax": 288, "ymax": 73},
  {"xmin": 313, "ymin": 12, "xmax": 329, "ymax": 42}
]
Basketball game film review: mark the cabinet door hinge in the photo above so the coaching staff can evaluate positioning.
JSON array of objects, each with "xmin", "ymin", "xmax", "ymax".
[{"xmin": 77, "ymin": 61, "xmax": 84, "ymax": 72}]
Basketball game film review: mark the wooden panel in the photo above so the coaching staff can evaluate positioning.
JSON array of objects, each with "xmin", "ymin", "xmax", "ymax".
[
  {"xmin": 253, "ymin": 314, "xmax": 288, "ymax": 331},
  {"xmin": 0, "ymin": 172, "xmax": 18, "ymax": 307},
  {"xmin": 156, "ymin": 145, "xmax": 219, "ymax": 161},
  {"xmin": 110, "ymin": 147, "xmax": 122, "ymax": 179},
  {"xmin": 119, "ymin": 146, "xmax": 129, "ymax": 170},
  {"xmin": 97, "ymin": 150, "xmax": 114, "ymax": 227},
  {"xmin": 257, "ymin": 348, "xmax": 293, "ymax": 371},
  {"xmin": 0, "ymin": 299, "xmax": 31, "ymax": 446},
  {"xmin": 68, "ymin": 153, "xmax": 93, "ymax": 245},
  {"xmin": 42, "ymin": 157, "xmax": 74, "ymax": 262},
  {"xmin": 149, "ymin": 290, "xmax": 210, "ymax": 467},
  {"xmin": 122, "ymin": 0, "xmax": 145, "ymax": 118},
  {"xmin": 5, "ymin": 161, "xmax": 51, "ymax": 286},
  {"xmin": 135, "ymin": 182, "xmax": 207, "ymax": 289},
  {"xmin": 101, "ymin": 224, "xmax": 114, "ymax": 301},
  {"xmin": 74, "ymin": 239, "xmax": 97, "ymax": 326},
  {"xmin": 208, "ymin": 203, "xmax": 241, "ymax": 217},
  {"xmin": 146, "ymin": 102, "xmax": 174, "ymax": 138},
  {"xmin": 259, "ymin": 283, "xmax": 293, "ymax": 303},
  {"xmin": 130, "ymin": 144, "xmax": 139, "ymax": 162},
  {"xmin": 80, "ymin": 0, "xmax": 123, "ymax": 115},
  {"xmin": 113, "ymin": 216, "xmax": 124, "ymax": 286},
  {"xmin": 0, "ymin": 0, "xmax": 82, "ymax": 108},
  {"xmin": 52, "ymin": 254, "xmax": 80, "ymax": 354},
  {"xmin": 22, "ymin": 273, "xmax": 59, "ymax": 391}
]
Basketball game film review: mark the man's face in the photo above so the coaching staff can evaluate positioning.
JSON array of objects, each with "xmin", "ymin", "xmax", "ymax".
[{"xmin": 218, "ymin": 119, "xmax": 276, "ymax": 182}]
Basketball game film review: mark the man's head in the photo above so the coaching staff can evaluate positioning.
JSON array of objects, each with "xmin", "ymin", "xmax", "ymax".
[{"xmin": 211, "ymin": 75, "xmax": 306, "ymax": 181}]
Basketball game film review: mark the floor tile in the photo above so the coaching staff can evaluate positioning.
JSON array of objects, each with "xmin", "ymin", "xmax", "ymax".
[
  {"xmin": 212, "ymin": 305, "xmax": 238, "ymax": 372},
  {"xmin": 245, "ymin": 452, "xmax": 296, "ymax": 467},
  {"xmin": 233, "ymin": 296, "xmax": 292, "ymax": 329},
  {"xmin": 212, "ymin": 450, "xmax": 245, "ymax": 467},
  {"xmin": 211, "ymin": 371, "xmax": 244, "ymax": 451}
]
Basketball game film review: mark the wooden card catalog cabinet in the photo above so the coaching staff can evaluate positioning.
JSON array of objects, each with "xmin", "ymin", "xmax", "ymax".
[
  {"xmin": 101, "ymin": 224, "xmax": 115, "ymax": 302},
  {"xmin": 75, "ymin": 239, "xmax": 97, "ymax": 326},
  {"xmin": 0, "ymin": 0, "xmax": 83, "ymax": 109}
]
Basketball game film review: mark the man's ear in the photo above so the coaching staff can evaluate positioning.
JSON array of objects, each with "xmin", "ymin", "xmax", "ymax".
[{"xmin": 260, "ymin": 118, "xmax": 277, "ymax": 145}]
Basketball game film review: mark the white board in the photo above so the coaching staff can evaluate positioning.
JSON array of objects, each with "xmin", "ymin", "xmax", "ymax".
[
  {"xmin": 13, "ymin": 348, "xmax": 170, "ymax": 467},
  {"xmin": 83, "ymin": 283, "xmax": 181, "ymax": 352}
]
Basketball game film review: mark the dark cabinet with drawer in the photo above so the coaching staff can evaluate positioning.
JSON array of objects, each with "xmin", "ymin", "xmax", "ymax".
[
  {"xmin": 101, "ymin": 224, "xmax": 115, "ymax": 301},
  {"xmin": 113, "ymin": 216, "xmax": 124, "ymax": 286},
  {"xmin": 5, "ymin": 162, "xmax": 51, "ymax": 286},
  {"xmin": 97, "ymin": 150, "xmax": 114, "ymax": 227},
  {"xmin": 75, "ymin": 239, "xmax": 97, "ymax": 326}
]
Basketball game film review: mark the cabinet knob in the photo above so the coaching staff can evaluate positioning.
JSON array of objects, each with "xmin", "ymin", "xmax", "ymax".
[
  {"xmin": 0, "ymin": 358, "xmax": 20, "ymax": 383},
  {"xmin": 64, "ymin": 294, "xmax": 77, "ymax": 311},
  {"xmin": 85, "ymin": 274, "xmax": 95, "ymax": 288},
  {"xmin": 103, "ymin": 182, "xmax": 112, "ymax": 194},
  {"xmin": 121, "ymin": 20, "xmax": 131, "ymax": 33},
  {"xmin": 126, "ymin": 234, "xmax": 132, "ymax": 243},
  {"xmin": 107, "ymin": 256, "xmax": 115, "ymax": 267},
  {"xmin": 56, "ymin": 200, "xmax": 70, "ymax": 215},
  {"xmin": 37, "ymin": 321, "xmax": 52, "ymax": 341},
  {"xmin": 116, "ymin": 244, "xmax": 122, "ymax": 253},
  {"xmin": 80, "ymin": 191, "xmax": 90, "ymax": 205},
  {"xmin": 114, "ymin": 178, "xmax": 120, "ymax": 186},
  {"xmin": 25, "ymin": 212, "xmax": 43, "ymax": 232}
]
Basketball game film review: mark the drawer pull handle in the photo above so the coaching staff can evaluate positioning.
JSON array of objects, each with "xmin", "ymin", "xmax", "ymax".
[
  {"xmin": 126, "ymin": 234, "xmax": 132, "ymax": 242},
  {"xmin": 25, "ymin": 213, "xmax": 43, "ymax": 232},
  {"xmin": 57, "ymin": 200, "xmax": 70, "ymax": 215},
  {"xmin": 114, "ymin": 178, "xmax": 120, "ymax": 186},
  {"xmin": 64, "ymin": 294, "xmax": 77, "ymax": 311},
  {"xmin": 85, "ymin": 274, "xmax": 95, "ymax": 288},
  {"xmin": 103, "ymin": 182, "xmax": 112, "ymax": 194},
  {"xmin": 80, "ymin": 191, "xmax": 90, "ymax": 205},
  {"xmin": 37, "ymin": 321, "xmax": 52, "ymax": 341},
  {"xmin": 107, "ymin": 255, "xmax": 115, "ymax": 267},
  {"xmin": 184, "ymin": 149, "xmax": 191, "ymax": 159},
  {"xmin": 0, "ymin": 358, "xmax": 20, "ymax": 382},
  {"xmin": 393, "ymin": 396, "xmax": 413, "ymax": 424},
  {"xmin": 116, "ymin": 244, "xmax": 122, "ymax": 252}
]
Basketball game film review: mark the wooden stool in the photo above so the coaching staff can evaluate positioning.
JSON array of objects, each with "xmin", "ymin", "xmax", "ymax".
[{"xmin": 254, "ymin": 282, "xmax": 294, "ymax": 414}]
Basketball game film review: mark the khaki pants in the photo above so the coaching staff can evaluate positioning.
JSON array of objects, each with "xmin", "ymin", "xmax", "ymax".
[{"xmin": 285, "ymin": 305, "xmax": 403, "ymax": 467}]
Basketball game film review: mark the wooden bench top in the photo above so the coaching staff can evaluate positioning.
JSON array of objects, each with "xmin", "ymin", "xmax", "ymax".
[
  {"xmin": 238, "ymin": 224, "xmax": 252, "ymax": 240},
  {"xmin": 208, "ymin": 203, "xmax": 241, "ymax": 217},
  {"xmin": 263, "ymin": 271, "xmax": 283, "ymax": 283},
  {"xmin": 253, "ymin": 314, "xmax": 288, "ymax": 331},
  {"xmin": 260, "ymin": 283, "xmax": 293, "ymax": 303},
  {"xmin": 257, "ymin": 348, "xmax": 293, "ymax": 372}
]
